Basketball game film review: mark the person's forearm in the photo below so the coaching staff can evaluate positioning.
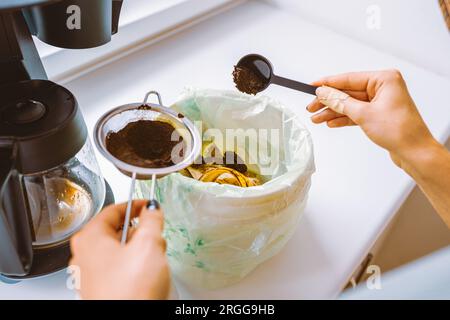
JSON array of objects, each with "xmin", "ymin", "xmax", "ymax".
[{"xmin": 398, "ymin": 139, "xmax": 450, "ymax": 228}]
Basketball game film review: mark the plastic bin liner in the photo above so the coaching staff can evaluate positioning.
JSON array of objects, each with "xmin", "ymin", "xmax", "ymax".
[{"xmin": 136, "ymin": 88, "xmax": 315, "ymax": 289}]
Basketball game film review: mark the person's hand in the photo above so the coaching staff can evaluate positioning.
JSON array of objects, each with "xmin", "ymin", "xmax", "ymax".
[
  {"xmin": 307, "ymin": 70, "xmax": 450, "ymax": 225},
  {"xmin": 69, "ymin": 200, "xmax": 170, "ymax": 300},
  {"xmin": 306, "ymin": 70, "xmax": 438, "ymax": 168}
]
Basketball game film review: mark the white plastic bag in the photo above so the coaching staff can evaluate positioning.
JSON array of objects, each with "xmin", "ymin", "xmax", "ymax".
[{"xmin": 136, "ymin": 88, "xmax": 315, "ymax": 289}]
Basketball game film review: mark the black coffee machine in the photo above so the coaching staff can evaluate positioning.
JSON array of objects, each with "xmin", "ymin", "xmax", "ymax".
[{"xmin": 0, "ymin": 0, "xmax": 123, "ymax": 279}]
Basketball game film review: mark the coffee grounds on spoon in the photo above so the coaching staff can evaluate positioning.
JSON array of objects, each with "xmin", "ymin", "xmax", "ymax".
[
  {"xmin": 106, "ymin": 120, "xmax": 183, "ymax": 168},
  {"xmin": 232, "ymin": 66, "xmax": 266, "ymax": 95}
]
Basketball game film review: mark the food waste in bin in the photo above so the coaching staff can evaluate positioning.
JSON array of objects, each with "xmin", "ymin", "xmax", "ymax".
[{"xmin": 180, "ymin": 142, "xmax": 262, "ymax": 187}]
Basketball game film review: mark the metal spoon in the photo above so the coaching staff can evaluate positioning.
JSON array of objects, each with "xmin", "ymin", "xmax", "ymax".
[{"xmin": 236, "ymin": 54, "xmax": 318, "ymax": 95}]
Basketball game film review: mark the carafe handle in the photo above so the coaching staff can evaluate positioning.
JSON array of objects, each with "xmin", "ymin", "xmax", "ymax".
[
  {"xmin": 112, "ymin": 0, "xmax": 123, "ymax": 34},
  {"xmin": 0, "ymin": 143, "xmax": 33, "ymax": 276}
]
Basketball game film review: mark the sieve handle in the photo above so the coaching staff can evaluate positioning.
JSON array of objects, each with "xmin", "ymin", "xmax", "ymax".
[
  {"xmin": 121, "ymin": 171, "xmax": 137, "ymax": 245},
  {"xmin": 149, "ymin": 174, "xmax": 157, "ymax": 201},
  {"xmin": 146, "ymin": 174, "xmax": 159, "ymax": 211},
  {"xmin": 143, "ymin": 91, "xmax": 163, "ymax": 106}
]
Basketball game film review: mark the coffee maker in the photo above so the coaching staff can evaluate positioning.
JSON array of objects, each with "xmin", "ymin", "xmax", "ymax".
[{"xmin": 0, "ymin": 0, "xmax": 123, "ymax": 279}]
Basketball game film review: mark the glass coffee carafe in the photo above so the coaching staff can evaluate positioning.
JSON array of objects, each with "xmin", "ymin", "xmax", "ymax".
[{"xmin": 23, "ymin": 140, "xmax": 105, "ymax": 248}]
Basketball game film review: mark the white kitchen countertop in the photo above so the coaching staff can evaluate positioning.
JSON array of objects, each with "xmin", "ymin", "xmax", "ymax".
[{"xmin": 1, "ymin": 0, "xmax": 449, "ymax": 299}]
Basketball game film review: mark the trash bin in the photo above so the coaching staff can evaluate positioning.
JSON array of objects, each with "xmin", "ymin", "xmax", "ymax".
[{"xmin": 136, "ymin": 88, "xmax": 315, "ymax": 289}]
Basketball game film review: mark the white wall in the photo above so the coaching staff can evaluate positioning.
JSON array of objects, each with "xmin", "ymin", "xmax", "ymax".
[{"xmin": 267, "ymin": 0, "xmax": 450, "ymax": 79}]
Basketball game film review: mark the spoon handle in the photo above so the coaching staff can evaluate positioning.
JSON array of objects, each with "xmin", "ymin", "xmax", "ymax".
[{"xmin": 272, "ymin": 75, "xmax": 318, "ymax": 96}]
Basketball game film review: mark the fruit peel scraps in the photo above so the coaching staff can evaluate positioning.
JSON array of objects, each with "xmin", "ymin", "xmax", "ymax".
[
  {"xmin": 180, "ymin": 143, "xmax": 262, "ymax": 187},
  {"xmin": 183, "ymin": 164, "xmax": 261, "ymax": 187}
]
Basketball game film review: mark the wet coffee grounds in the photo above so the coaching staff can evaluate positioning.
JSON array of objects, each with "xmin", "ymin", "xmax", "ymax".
[
  {"xmin": 106, "ymin": 120, "xmax": 183, "ymax": 168},
  {"xmin": 232, "ymin": 66, "xmax": 266, "ymax": 95}
]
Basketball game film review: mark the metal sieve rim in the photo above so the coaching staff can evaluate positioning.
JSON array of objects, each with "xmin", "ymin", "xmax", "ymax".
[{"xmin": 93, "ymin": 101, "xmax": 201, "ymax": 178}]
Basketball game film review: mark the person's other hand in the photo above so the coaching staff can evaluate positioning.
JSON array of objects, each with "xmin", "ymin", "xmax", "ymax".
[
  {"xmin": 69, "ymin": 200, "xmax": 170, "ymax": 300},
  {"xmin": 307, "ymin": 70, "xmax": 438, "ymax": 168}
]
